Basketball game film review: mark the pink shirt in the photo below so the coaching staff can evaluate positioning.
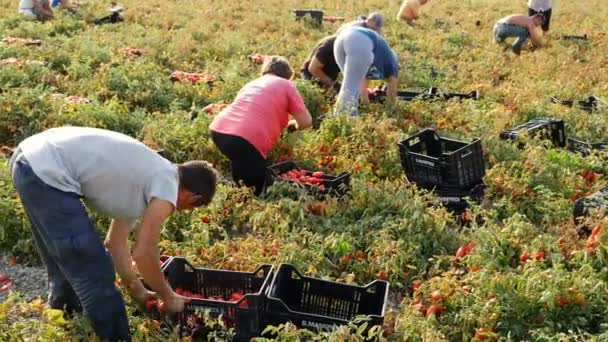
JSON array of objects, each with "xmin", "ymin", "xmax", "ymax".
[{"xmin": 209, "ymin": 74, "xmax": 306, "ymax": 158}]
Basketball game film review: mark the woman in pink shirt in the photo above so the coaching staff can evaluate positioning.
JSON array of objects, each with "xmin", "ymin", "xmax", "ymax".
[{"xmin": 209, "ymin": 56, "xmax": 313, "ymax": 196}]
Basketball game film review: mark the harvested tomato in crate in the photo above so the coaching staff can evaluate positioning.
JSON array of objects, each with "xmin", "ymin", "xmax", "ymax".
[
  {"xmin": 267, "ymin": 161, "xmax": 351, "ymax": 198},
  {"xmin": 158, "ymin": 257, "xmax": 273, "ymax": 341}
]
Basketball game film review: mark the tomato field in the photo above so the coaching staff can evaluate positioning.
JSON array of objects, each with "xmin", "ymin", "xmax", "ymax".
[{"xmin": 1, "ymin": 0, "xmax": 608, "ymax": 340}]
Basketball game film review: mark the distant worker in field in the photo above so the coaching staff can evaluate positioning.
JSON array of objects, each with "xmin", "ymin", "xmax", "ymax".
[
  {"xmin": 301, "ymin": 35, "xmax": 341, "ymax": 91},
  {"xmin": 397, "ymin": 0, "xmax": 430, "ymax": 27},
  {"xmin": 210, "ymin": 56, "xmax": 313, "ymax": 196},
  {"xmin": 9, "ymin": 126, "xmax": 218, "ymax": 341},
  {"xmin": 337, "ymin": 12, "xmax": 385, "ymax": 35},
  {"xmin": 528, "ymin": 0, "xmax": 552, "ymax": 35},
  {"xmin": 18, "ymin": 0, "xmax": 73, "ymax": 20},
  {"xmin": 493, "ymin": 13, "xmax": 545, "ymax": 55},
  {"xmin": 333, "ymin": 26, "xmax": 399, "ymax": 116}
]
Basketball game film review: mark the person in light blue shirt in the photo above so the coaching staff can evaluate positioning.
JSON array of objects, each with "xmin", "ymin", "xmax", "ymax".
[
  {"xmin": 18, "ymin": 0, "xmax": 73, "ymax": 20},
  {"xmin": 333, "ymin": 26, "xmax": 400, "ymax": 116}
]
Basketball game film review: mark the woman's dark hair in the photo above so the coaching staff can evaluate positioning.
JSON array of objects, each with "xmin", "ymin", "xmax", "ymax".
[{"xmin": 177, "ymin": 161, "xmax": 218, "ymax": 206}]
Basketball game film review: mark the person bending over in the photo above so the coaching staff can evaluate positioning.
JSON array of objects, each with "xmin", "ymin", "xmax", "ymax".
[
  {"xmin": 301, "ymin": 35, "xmax": 341, "ymax": 91},
  {"xmin": 493, "ymin": 13, "xmax": 545, "ymax": 55},
  {"xmin": 528, "ymin": 0, "xmax": 552, "ymax": 36},
  {"xmin": 210, "ymin": 56, "xmax": 313, "ymax": 196},
  {"xmin": 333, "ymin": 26, "xmax": 399, "ymax": 116},
  {"xmin": 9, "ymin": 126, "xmax": 219, "ymax": 341},
  {"xmin": 397, "ymin": 0, "xmax": 430, "ymax": 27},
  {"xmin": 337, "ymin": 12, "xmax": 385, "ymax": 35}
]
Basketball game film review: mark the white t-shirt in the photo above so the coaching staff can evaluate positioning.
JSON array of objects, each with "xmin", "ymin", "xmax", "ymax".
[
  {"xmin": 9, "ymin": 127, "xmax": 179, "ymax": 230},
  {"xmin": 528, "ymin": 0, "xmax": 552, "ymax": 11}
]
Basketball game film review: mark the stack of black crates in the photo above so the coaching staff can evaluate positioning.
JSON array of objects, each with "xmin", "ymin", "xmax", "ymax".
[{"xmin": 398, "ymin": 129, "xmax": 486, "ymax": 213}]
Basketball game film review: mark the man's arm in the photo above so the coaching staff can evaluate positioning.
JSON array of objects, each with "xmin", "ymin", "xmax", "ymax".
[
  {"xmin": 308, "ymin": 57, "xmax": 334, "ymax": 88},
  {"xmin": 131, "ymin": 198, "xmax": 175, "ymax": 301},
  {"xmin": 528, "ymin": 23, "xmax": 543, "ymax": 47},
  {"xmin": 33, "ymin": 0, "xmax": 54, "ymax": 18},
  {"xmin": 105, "ymin": 219, "xmax": 152, "ymax": 305},
  {"xmin": 360, "ymin": 79, "xmax": 370, "ymax": 105}
]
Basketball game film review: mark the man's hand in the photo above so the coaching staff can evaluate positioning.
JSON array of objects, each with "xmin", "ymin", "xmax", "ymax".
[
  {"xmin": 158, "ymin": 293, "xmax": 189, "ymax": 315},
  {"xmin": 287, "ymin": 120, "xmax": 298, "ymax": 132},
  {"xmin": 129, "ymin": 281, "xmax": 157, "ymax": 309}
]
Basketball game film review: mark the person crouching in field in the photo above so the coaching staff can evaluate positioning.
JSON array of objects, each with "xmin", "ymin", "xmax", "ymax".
[
  {"xmin": 528, "ymin": 0, "xmax": 552, "ymax": 36},
  {"xmin": 397, "ymin": 0, "xmax": 430, "ymax": 27},
  {"xmin": 333, "ymin": 26, "xmax": 399, "ymax": 116},
  {"xmin": 493, "ymin": 13, "xmax": 545, "ymax": 55},
  {"xmin": 210, "ymin": 56, "xmax": 313, "ymax": 196},
  {"xmin": 337, "ymin": 12, "xmax": 385, "ymax": 35},
  {"xmin": 300, "ymin": 35, "xmax": 341, "ymax": 92},
  {"xmin": 9, "ymin": 126, "xmax": 218, "ymax": 341},
  {"xmin": 18, "ymin": 0, "xmax": 73, "ymax": 20}
]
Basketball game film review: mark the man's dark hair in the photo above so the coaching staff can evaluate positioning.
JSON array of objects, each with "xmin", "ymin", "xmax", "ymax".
[{"xmin": 177, "ymin": 161, "xmax": 218, "ymax": 206}]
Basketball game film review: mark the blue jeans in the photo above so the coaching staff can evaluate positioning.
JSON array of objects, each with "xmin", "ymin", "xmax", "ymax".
[
  {"xmin": 493, "ymin": 23, "xmax": 529, "ymax": 54},
  {"xmin": 11, "ymin": 154, "xmax": 130, "ymax": 342}
]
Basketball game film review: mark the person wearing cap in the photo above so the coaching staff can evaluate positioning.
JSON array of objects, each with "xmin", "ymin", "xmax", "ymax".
[
  {"xmin": 210, "ymin": 56, "xmax": 313, "ymax": 196},
  {"xmin": 9, "ymin": 126, "xmax": 219, "ymax": 341},
  {"xmin": 493, "ymin": 13, "xmax": 545, "ymax": 55},
  {"xmin": 300, "ymin": 35, "xmax": 341, "ymax": 91},
  {"xmin": 337, "ymin": 12, "xmax": 385, "ymax": 34},
  {"xmin": 397, "ymin": 0, "xmax": 430, "ymax": 27},
  {"xmin": 333, "ymin": 26, "xmax": 399, "ymax": 116},
  {"xmin": 527, "ymin": 0, "xmax": 552, "ymax": 35}
]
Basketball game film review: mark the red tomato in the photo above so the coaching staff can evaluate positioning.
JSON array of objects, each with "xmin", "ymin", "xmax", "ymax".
[
  {"xmin": 355, "ymin": 251, "xmax": 366, "ymax": 260},
  {"xmin": 591, "ymin": 224, "xmax": 601, "ymax": 238},
  {"xmin": 430, "ymin": 290, "xmax": 442, "ymax": 302},
  {"xmin": 341, "ymin": 255, "xmax": 352, "ymax": 264},
  {"xmin": 145, "ymin": 299, "xmax": 157, "ymax": 310},
  {"xmin": 464, "ymin": 242, "xmax": 475, "ymax": 254},
  {"xmin": 426, "ymin": 305, "xmax": 443, "ymax": 318},
  {"xmin": 200, "ymin": 215, "xmax": 210, "ymax": 224},
  {"xmin": 0, "ymin": 274, "xmax": 9, "ymax": 283},
  {"xmin": 0, "ymin": 281, "xmax": 12, "ymax": 292},
  {"xmin": 239, "ymin": 300, "xmax": 249, "ymax": 307},
  {"xmin": 377, "ymin": 271, "xmax": 387, "ymax": 280},
  {"xmin": 312, "ymin": 171, "xmax": 324, "ymax": 178},
  {"xmin": 175, "ymin": 288, "xmax": 183, "ymax": 295},
  {"xmin": 156, "ymin": 301, "xmax": 166, "ymax": 313},
  {"xmin": 455, "ymin": 246, "xmax": 467, "ymax": 258},
  {"xmin": 183, "ymin": 291, "xmax": 193, "ymax": 297},
  {"xmin": 411, "ymin": 303, "xmax": 427, "ymax": 316},
  {"xmin": 535, "ymin": 251, "xmax": 545, "ymax": 261},
  {"xmin": 192, "ymin": 294, "xmax": 204, "ymax": 299},
  {"xmin": 519, "ymin": 251, "xmax": 530, "ymax": 263},
  {"xmin": 231, "ymin": 292, "xmax": 244, "ymax": 301}
]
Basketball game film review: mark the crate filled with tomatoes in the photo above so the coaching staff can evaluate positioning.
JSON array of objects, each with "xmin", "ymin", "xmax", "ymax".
[
  {"xmin": 150, "ymin": 257, "xmax": 274, "ymax": 341},
  {"xmin": 267, "ymin": 161, "xmax": 351, "ymax": 197}
]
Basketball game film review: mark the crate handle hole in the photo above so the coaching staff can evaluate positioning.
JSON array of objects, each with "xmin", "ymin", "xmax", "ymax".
[
  {"xmin": 291, "ymin": 271, "xmax": 302, "ymax": 280},
  {"xmin": 366, "ymin": 287, "xmax": 377, "ymax": 294}
]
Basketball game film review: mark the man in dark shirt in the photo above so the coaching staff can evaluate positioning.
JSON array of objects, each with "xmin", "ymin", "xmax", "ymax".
[{"xmin": 300, "ymin": 35, "xmax": 341, "ymax": 91}]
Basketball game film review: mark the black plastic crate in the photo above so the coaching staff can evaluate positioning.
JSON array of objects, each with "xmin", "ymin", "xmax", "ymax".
[
  {"xmin": 573, "ymin": 187, "xmax": 608, "ymax": 221},
  {"xmin": 433, "ymin": 183, "xmax": 485, "ymax": 214},
  {"xmin": 267, "ymin": 161, "xmax": 351, "ymax": 197},
  {"xmin": 398, "ymin": 129, "xmax": 485, "ymax": 190},
  {"xmin": 428, "ymin": 87, "xmax": 480, "ymax": 101},
  {"xmin": 567, "ymin": 137, "xmax": 608, "ymax": 157},
  {"xmin": 161, "ymin": 257, "xmax": 274, "ymax": 341},
  {"xmin": 293, "ymin": 9, "xmax": 324, "ymax": 26},
  {"xmin": 264, "ymin": 264, "xmax": 389, "ymax": 335},
  {"xmin": 551, "ymin": 96, "xmax": 603, "ymax": 113},
  {"xmin": 499, "ymin": 118, "xmax": 567, "ymax": 148}
]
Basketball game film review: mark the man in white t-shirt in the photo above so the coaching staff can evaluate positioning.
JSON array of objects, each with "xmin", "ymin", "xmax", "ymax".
[
  {"xmin": 9, "ymin": 126, "xmax": 219, "ymax": 341},
  {"xmin": 397, "ymin": 0, "xmax": 430, "ymax": 27},
  {"xmin": 528, "ymin": 0, "xmax": 553, "ymax": 35}
]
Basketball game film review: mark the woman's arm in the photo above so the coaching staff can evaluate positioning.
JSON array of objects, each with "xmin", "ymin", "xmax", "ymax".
[
  {"xmin": 288, "ymin": 108, "xmax": 313, "ymax": 131},
  {"xmin": 33, "ymin": 0, "xmax": 54, "ymax": 18},
  {"xmin": 360, "ymin": 79, "xmax": 370, "ymax": 105},
  {"xmin": 386, "ymin": 76, "xmax": 399, "ymax": 104}
]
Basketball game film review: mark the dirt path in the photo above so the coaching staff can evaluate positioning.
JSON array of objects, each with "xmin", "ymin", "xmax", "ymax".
[{"xmin": 0, "ymin": 256, "xmax": 47, "ymax": 302}]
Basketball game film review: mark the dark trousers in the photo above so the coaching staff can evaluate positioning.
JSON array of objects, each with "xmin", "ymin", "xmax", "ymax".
[
  {"xmin": 11, "ymin": 154, "xmax": 130, "ymax": 341},
  {"xmin": 528, "ymin": 7, "xmax": 552, "ymax": 32},
  {"xmin": 211, "ymin": 131, "xmax": 269, "ymax": 196}
]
